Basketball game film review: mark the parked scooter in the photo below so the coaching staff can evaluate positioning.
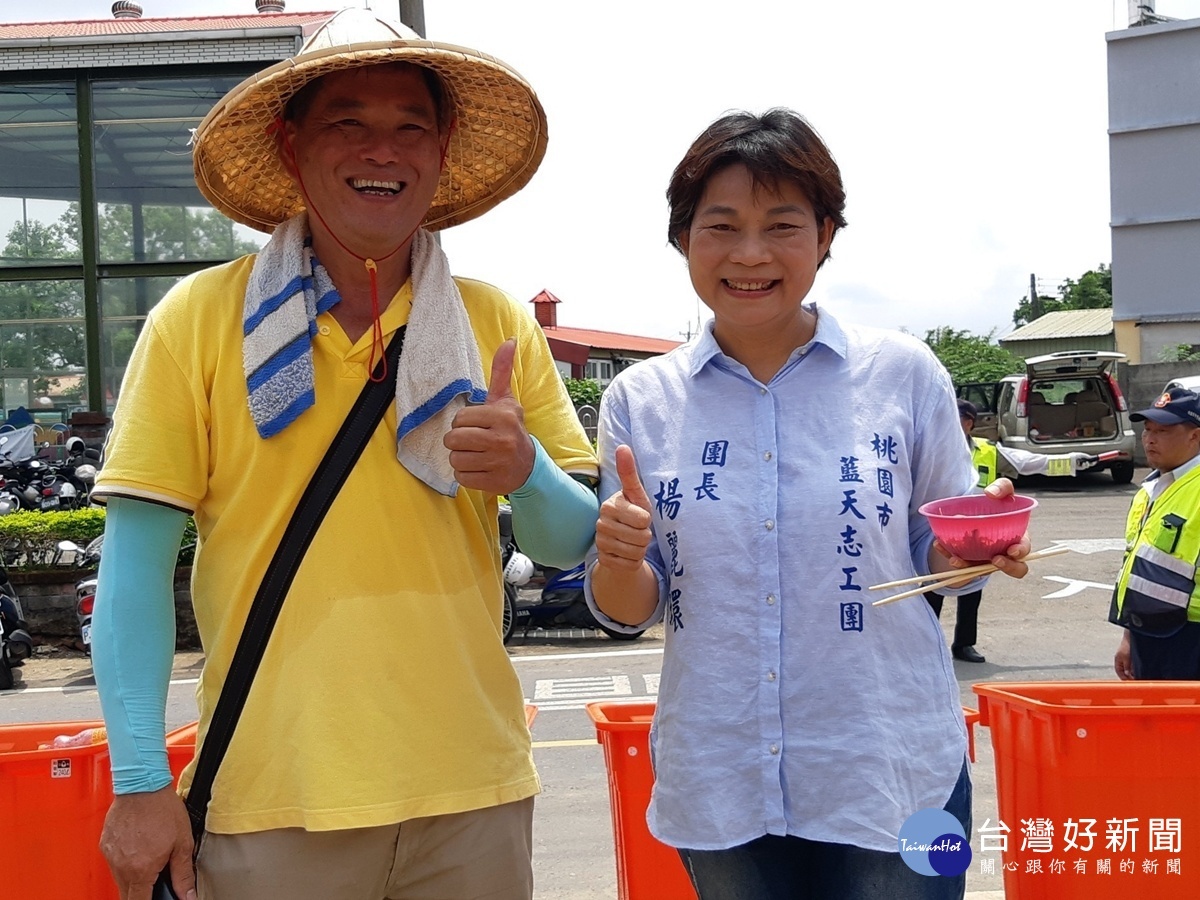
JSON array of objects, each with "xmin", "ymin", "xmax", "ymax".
[
  {"xmin": 498, "ymin": 503, "xmax": 645, "ymax": 643},
  {"xmin": 0, "ymin": 558, "xmax": 33, "ymax": 690},
  {"xmin": 0, "ymin": 434, "xmax": 97, "ymax": 512},
  {"xmin": 58, "ymin": 535, "xmax": 103, "ymax": 655}
]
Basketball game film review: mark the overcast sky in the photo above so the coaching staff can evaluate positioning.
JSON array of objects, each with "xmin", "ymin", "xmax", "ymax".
[{"xmin": 13, "ymin": 1, "xmax": 1200, "ymax": 343}]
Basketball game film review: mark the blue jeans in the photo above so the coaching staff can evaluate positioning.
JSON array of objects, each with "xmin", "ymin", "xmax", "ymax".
[{"xmin": 677, "ymin": 759, "xmax": 971, "ymax": 900}]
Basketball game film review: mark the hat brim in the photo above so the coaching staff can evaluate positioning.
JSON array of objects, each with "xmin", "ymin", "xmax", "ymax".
[
  {"xmin": 192, "ymin": 39, "xmax": 547, "ymax": 233},
  {"xmin": 1130, "ymin": 409, "xmax": 1193, "ymax": 425}
]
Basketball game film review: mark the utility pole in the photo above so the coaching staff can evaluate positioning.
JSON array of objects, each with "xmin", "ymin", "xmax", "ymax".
[{"xmin": 399, "ymin": 0, "xmax": 426, "ymax": 36}]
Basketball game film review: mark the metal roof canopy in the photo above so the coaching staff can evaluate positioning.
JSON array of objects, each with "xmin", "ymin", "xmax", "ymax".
[{"xmin": 999, "ymin": 309, "xmax": 1114, "ymax": 343}]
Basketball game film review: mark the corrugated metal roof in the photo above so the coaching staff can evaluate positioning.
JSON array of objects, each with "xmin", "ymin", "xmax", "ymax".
[
  {"xmin": 999, "ymin": 309, "xmax": 1113, "ymax": 343},
  {"xmin": 542, "ymin": 325, "xmax": 682, "ymax": 355},
  {"xmin": 0, "ymin": 12, "xmax": 332, "ymax": 40}
]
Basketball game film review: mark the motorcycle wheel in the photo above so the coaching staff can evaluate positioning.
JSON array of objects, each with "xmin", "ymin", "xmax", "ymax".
[
  {"xmin": 599, "ymin": 625, "xmax": 646, "ymax": 641},
  {"xmin": 0, "ymin": 655, "xmax": 12, "ymax": 691},
  {"xmin": 502, "ymin": 583, "xmax": 517, "ymax": 644}
]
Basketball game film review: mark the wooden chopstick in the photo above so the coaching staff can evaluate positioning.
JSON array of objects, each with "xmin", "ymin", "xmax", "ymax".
[
  {"xmin": 870, "ymin": 546, "xmax": 1070, "ymax": 608},
  {"xmin": 868, "ymin": 546, "xmax": 1069, "ymax": 591}
]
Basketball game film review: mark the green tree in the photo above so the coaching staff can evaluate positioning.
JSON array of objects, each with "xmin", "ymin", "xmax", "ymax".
[
  {"xmin": 923, "ymin": 327, "xmax": 1023, "ymax": 386},
  {"xmin": 563, "ymin": 377, "xmax": 602, "ymax": 408},
  {"xmin": 1159, "ymin": 343, "xmax": 1200, "ymax": 363},
  {"xmin": 1012, "ymin": 264, "xmax": 1112, "ymax": 327}
]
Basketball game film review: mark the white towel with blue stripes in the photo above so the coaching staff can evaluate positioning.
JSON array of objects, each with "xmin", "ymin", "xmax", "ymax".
[{"xmin": 242, "ymin": 213, "xmax": 486, "ymax": 496}]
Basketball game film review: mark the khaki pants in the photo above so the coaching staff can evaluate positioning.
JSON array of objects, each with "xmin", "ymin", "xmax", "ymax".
[{"xmin": 196, "ymin": 798, "xmax": 534, "ymax": 900}]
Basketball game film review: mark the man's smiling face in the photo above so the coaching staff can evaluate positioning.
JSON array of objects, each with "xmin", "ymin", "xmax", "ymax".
[{"xmin": 281, "ymin": 63, "xmax": 446, "ymax": 260}]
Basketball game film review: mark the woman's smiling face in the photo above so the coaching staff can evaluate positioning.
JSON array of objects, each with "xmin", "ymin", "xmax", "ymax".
[{"xmin": 679, "ymin": 163, "xmax": 833, "ymax": 344}]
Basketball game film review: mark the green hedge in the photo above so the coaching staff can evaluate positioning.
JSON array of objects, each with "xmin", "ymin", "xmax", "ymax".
[{"xmin": 0, "ymin": 508, "xmax": 196, "ymax": 570}]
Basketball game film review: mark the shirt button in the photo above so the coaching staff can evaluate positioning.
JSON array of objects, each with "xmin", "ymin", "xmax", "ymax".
[
  {"xmin": 766, "ymin": 594, "xmax": 776, "ymax": 606},
  {"xmin": 767, "ymin": 670, "xmax": 777, "ymax": 682},
  {"xmin": 763, "ymin": 451, "xmax": 773, "ymax": 461},
  {"xmin": 769, "ymin": 744, "xmax": 780, "ymax": 755},
  {"xmin": 759, "ymin": 388, "xmax": 768, "ymax": 396},
  {"xmin": 318, "ymin": 324, "xmax": 331, "ymax": 335},
  {"xmin": 765, "ymin": 519, "xmax": 775, "ymax": 531}
]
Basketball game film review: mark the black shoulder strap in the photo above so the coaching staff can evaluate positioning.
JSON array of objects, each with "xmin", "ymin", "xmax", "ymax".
[{"xmin": 183, "ymin": 326, "xmax": 406, "ymax": 834}]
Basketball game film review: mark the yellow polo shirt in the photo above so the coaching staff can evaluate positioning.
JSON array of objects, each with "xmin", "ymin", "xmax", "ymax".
[{"xmin": 94, "ymin": 256, "xmax": 597, "ymax": 833}]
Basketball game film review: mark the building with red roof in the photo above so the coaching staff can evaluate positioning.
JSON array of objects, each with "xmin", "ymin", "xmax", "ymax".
[{"xmin": 528, "ymin": 290, "xmax": 681, "ymax": 385}]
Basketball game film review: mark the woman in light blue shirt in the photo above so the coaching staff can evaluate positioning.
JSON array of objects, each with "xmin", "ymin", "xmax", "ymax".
[{"xmin": 586, "ymin": 109, "xmax": 1031, "ymax": 899}]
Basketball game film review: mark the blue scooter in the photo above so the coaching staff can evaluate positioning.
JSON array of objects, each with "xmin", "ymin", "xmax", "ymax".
[{"xmin": 499, "ymin": 503, "xmax": 645, "ymax": 643}]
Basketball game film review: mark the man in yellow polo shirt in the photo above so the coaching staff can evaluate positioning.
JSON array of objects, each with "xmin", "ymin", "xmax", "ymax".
[{"xmin": 89, "ymin": 11, "xmax": 597, "ymax": 900}]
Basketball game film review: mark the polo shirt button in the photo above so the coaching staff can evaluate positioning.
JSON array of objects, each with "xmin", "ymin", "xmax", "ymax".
[
  {"xmin": 765, "ymin": 519, "xmax": 775, "ymax": 531},
  {"xmin": 763, "ymin": 451, "xmax": 773, "ymax": 461},
  {"xmin": 766, "ymin": 594, "xmax": 776, "ymax": 606},
  {"xmin": 318, "ymin": 324, "xmax": 331, "ymax": 335},
  {"xmin": 759, "ymin": 388, "xmax": 767, "ymax": 396},
  {"xmin": 769, "ymin": 744, "xmax": 780, "ymax": 755},
  {"xmin": 767, "ymin": 670, "xmax": 777, "ymax": 682}
]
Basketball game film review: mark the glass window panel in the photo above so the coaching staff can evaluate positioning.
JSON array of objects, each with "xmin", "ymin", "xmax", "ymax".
[
  {"xmin": 0, "ymin": 82, "xmax": 81, "ymax": 265},
  {"xmin": 100, "ymin": 275, "xmax": 178, "ymax": 320},
  {"xmin": 0, "ymin": 278, "xmax": 85, "ymax": 327},
  {"xmin": 98, "ymin": 200, "xmax": 266, "ymax": 263},
  {"xmin": 0, "ymin": 279, "xmax": 87, "ymax": 420},
  {"xmin": 100, "ymin": 276, "xmax": 180, "ymax": 410},
  {"xmin": 92, "ymin": 73, "xmax": 266, "ymax": 264},
  {"xmin": 101, "ymin": 319, "xmax": 146, "ymax": 413}
]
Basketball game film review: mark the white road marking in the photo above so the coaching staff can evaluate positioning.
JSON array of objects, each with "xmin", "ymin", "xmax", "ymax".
[
  {"xmin": 1042, "ymin": 575, "xmax": 1115, "ymax": 599},
  {"xmin": 1049, "ymin": 538, "xmax": 1125, "ymax": 555},
  {"xmin": 527, "ymin": 696, "xmax": 651, "ymax": 712},
  {"xmin": 644, "ymin": 673, "xmax": 660, "ymax": 695},
  {"xmin": 1, "ymin": 676, "xmax": 198, "ymax": 698},
  {"xmin": 534, "ymin": 675, "xmax": 632, "ymax": 700},
  {"xmin": 511, "ymin": 647, "xmax": 663, "ymax": 663}
]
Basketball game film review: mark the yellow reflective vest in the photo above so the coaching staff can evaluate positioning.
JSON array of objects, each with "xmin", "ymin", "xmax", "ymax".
[
  {"xmin": 1109, "ymin": 463, "xmax": 1200, "ymax": 634},
  {"xmin": 970, "ymin": 437, "xmax": 998, "ymax": 488}
]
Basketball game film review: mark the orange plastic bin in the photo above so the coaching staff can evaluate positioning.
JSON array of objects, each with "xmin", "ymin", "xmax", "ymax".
[
  {"xmin": 587, "ymin": 701, "xmax": 696, "ymax": 900},
  {"xmin": 0, "ymin": 720, "xmax": 198, "ymax": 900},
  {"xmin": 974, "ymin": 681, "xmax": 1200, "ymax": 899}
]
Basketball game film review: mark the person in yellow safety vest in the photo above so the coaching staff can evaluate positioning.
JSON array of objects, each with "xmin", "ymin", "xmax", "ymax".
[
  {"xmin": 1111, "ymin": 387, "xmax": 1200, "ymax": 680},
  {"xmin": 926, "ymin": 399, "xmax": 1096, "ymax": 662}
]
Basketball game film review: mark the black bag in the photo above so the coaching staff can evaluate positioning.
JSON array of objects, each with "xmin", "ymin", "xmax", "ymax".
[{"xmin": 151, "ymin": 329, "xmax": 404, "ymax": 899}]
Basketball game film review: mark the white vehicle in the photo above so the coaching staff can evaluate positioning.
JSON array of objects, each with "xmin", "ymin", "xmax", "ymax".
[{"xmin": 1164, "ymin": 374, "xmax": 1200, "ymax": 393}]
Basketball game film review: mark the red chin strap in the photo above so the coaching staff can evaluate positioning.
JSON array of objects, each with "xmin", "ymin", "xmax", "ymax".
[{"xmin": 271, "ymin": 116, "xmax": 455, "ymax": 382}]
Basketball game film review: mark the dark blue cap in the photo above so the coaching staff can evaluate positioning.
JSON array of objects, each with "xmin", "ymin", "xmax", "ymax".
[{"xmin": 1130, "ymin": 387, "xmax": 1200, "ymax": 426}]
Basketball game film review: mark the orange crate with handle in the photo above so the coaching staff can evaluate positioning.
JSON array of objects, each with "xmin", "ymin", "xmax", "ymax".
[
  {"xmin": 587, "ymin": 701, "xmax": 697, "ymax": 900},
  {"xmin": 0, "ymin": 720, "xmax": 198, "ymax": 900},
  {"xmin": 974, "ymin": 680, "xmax": 1200, "ymax": 899}
]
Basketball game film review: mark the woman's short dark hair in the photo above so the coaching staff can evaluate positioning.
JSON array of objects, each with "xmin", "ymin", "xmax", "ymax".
[
  {"xmin": 283, "ymin": 61, "xmax": 452, "ymax": 133},
  {"xmin": 666, "ymin": 108, "xmax": 847, "ymax": 266}
]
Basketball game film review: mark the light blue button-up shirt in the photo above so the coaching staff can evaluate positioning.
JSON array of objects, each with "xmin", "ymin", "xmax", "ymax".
[{"xmin": 585, "ymin": 306, "xmax": 979, "ymax": 853}]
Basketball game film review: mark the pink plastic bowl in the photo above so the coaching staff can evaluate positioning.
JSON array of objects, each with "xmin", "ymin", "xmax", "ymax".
[{"xmin": 918, "ymin": 494, "xmax": 1037, "ymax": 562}]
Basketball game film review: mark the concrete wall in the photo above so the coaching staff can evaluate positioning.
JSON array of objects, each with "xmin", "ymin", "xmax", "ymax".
[
  {"xmin": 1107, "ymin": 19, "xmax": 1200, "ymax": 363},
  {"xmin": 1118, "ymin": 360, "xmax": 1200, "ymax": 465},
  {"xmin": 0, "ymin": 34, "xmax": 299, "ymax": 70},
  {"xmin": 17, "ymin": 568, "xmax": 200, "ymax": 650}
]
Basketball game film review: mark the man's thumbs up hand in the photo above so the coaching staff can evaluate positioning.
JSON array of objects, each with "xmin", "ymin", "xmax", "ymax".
[
  {"xmin": 595, "ymin": 445, "xmax": 654, "ymax": 572},
  {"xmin": 445, "ymin": 338, "xmax": 534, "ymax": 494}
]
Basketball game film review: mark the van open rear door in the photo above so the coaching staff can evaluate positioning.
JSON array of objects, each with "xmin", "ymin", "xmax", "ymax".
[{"xmin": 956, "ymin": 382, "xmax": 1000, "ymax": 441}]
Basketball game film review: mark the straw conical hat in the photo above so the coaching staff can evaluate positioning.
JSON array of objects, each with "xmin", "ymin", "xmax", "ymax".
[{"xmin": 192, "ymin": 8, "xmax": 547, "ymax": 233}]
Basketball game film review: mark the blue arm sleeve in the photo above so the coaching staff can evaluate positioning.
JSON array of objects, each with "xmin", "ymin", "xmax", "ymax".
[
  {"xmin": 508, "ymin": 436, "xmax": 599, "ymax": 570},
  {"xmin": 91, "ymin": 497, "xmax": 188, "ymax": 794}
]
